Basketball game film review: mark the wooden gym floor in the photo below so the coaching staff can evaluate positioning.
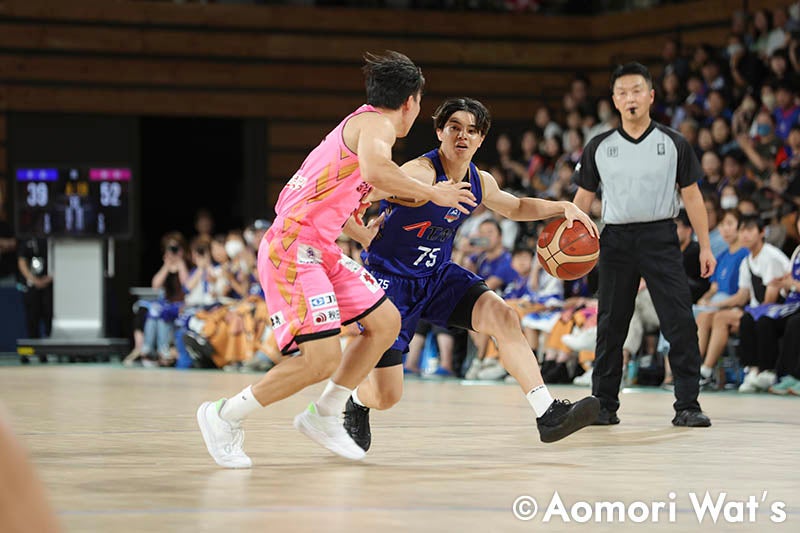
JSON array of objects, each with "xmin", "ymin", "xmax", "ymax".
[{"xmin": 0, "ymin": 365, "xmax": 798, "ymax": 532}]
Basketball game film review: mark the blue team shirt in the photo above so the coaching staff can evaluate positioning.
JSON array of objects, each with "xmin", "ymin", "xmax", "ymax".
[
  {"xmin": 711, "ymin": 246, "xmax": 748, "ymax": 296},
  {"xmin": 469, "ymin": 250, "xmax": 516, "ymax": 292},
  {"xmin": 364, "ymin": 149, "xmax": 483, "ymax": 277}
]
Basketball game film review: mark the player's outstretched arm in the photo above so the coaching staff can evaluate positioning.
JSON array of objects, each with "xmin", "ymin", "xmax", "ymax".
[
  {"xmin": 481, "ymin": 171, "xmax": 598, "ymax": 237},
  {"xmin": 356, "ymin": 114, "xmax": 476, "ymax": 214}
]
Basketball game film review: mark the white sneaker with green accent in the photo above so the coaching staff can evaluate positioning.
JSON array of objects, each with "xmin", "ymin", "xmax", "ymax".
[
  {"xmin": 293, "ymin": 402, "xmax": 366, "ymax": 461},
  {"xmin": 197, "ymin": 399, "xmax": 252, "ymax": 469}
]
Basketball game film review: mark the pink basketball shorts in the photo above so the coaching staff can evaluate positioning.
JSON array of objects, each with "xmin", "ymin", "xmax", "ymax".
[{"xmin": 258, "ymin": 229, "xmax": 386, "ymax": 354}]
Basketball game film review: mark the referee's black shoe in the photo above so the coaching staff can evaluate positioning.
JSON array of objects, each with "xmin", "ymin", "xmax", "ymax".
[
  {"xmin": 343, "ymin": 396, "xmax": 372, "ymax": 451},
  {"xmin": 672, "ymin": 409, "xmax": 712, "ymax": 427},
  {"xmin": 591, "ymin": 407, "xmax": 620, "ymax": 425},
  {"xmin": 537, "ymin": 396, "xmax": 601, "ymax": 443}
]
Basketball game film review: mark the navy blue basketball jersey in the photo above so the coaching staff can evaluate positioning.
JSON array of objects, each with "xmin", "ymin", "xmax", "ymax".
[{"xmin": 363, "ymin": 149, "xmax": 484, "ymax": 277}]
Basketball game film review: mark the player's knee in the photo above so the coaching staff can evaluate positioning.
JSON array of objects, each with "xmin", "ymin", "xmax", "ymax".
[
  {"xmin": 376, "ymin": 303, "xmax": 401, "ymax": 339},
  {"xmin": 374, "ymin": 384, "xmax": 403, "ymax": 410},
  {"xmin": 487, "ymin": 302, "xmax": 519, "ymax": 338}
]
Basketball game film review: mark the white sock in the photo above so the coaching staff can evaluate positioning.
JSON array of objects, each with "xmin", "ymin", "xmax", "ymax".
[
  {"xmin": 527, "ymin": 384, "xmax": 555, "ymax": 418},
  {"xmin": 316, "ymin": 381, "xmax": 352, "ymax": 417},
  {"xmin": 219, "ymin": 385, "xmax": 261, "ymax": 423},
  {"xmin": 700, "ymin": 366, "xmax": 713, "ymax": 379},
  {"xmin": 351, "ymin": 387, "xmax": 366, "ymax": 408}
]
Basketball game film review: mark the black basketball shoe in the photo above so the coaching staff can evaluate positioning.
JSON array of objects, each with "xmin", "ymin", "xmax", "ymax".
[
  {"xmin": 672, "ymin": 409, "xmax": 711, "ymax": 427},
  {"xmin": 536, "ymin": 396, "xmax": 601, "ymax": 443},
  {"xmin": 343, "ymin": 396, "xmax": 372, "ymax": 451},
  {"xmin": 591, "ymin": 407, "xmax": 621, "ymax": 425}
]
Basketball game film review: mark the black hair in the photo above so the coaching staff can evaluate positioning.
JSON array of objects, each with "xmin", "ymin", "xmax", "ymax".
[
  {"xmin": 720, "ymin": 208, "xmax": 742, "ymax": 222},
  {"xmin": 738, "ymin": 213, "xmax": 766, "ymax": 231},
  {"xmin": 512, "ymin": 245, "xmax": 534, "ymax": 256},
  {"xmin": 479, "ymin": 218, "xmax": 503, "ymax": 234},
  {"xmin": 610, "ymin": 62, "xmax": 653, "ymax": 92},
  {"xmin": 362, "ymin": 50, "xmax": 425, "ymax": 110},
  {"xmin": 707, "ymin": 89, "xmax": 726, "ymax": 102},
  {"xmin": 432, "ymin": 97, "xmax": 492, "ymax": 137},
  {"xmin": 775, "ymin": 80, "xmax": 794, "ymax": 93}
]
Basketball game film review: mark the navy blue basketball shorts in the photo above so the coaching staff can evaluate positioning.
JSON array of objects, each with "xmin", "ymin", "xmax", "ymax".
[{"xmin": 367, "ymin": 262, "xmax": 490, "ymax": 368}]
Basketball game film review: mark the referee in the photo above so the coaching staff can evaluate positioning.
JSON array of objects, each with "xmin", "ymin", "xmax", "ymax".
[{"xmin": 573, "ymin": 63, "xmax": 714, "ymax": 427}]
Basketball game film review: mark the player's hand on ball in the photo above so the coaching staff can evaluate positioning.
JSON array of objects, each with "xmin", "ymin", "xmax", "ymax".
[
  {"xmin": 563, "ymin": 202, "xmax": 599, "ymax": 238},
  {"xmin": 431, "ymin": 181, "xmax": 476, "ymax": 214}
]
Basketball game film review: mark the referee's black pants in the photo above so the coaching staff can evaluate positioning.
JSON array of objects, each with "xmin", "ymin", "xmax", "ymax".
[{"xmin": 592, "ymin": 220, "xmax": 702, "ymax": 413}]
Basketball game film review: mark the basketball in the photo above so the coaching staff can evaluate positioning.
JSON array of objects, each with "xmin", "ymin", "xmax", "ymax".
[{"xmin": 537, "ymin": 218, "xmax": 599, "ymax": 280}]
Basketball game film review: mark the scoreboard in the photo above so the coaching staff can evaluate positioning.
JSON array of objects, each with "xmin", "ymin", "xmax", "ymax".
[{"xmin": 15, "ymin": 166, "xmax": 132, "ymax": 238}]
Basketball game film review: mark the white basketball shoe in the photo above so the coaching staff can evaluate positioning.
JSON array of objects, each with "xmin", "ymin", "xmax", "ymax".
[
  {"xmin": 197, "ymin": 400, "xmax": 252, "ymax": 469},
  {"xmin": 293, "ymin": 403, "xmax": 366, "ymax": 461}
]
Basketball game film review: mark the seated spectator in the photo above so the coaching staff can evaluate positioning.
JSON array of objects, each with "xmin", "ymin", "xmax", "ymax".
[
  {"xmin": 495, "ymin": 133, "xmax": 524, "ymax": 190},
  {"xmin": 463, "ymin": 219, "xmax": 517, "ymax": 368},
  {"xmin": 737, "ymin": 110, "xmax": 781, "ymax": 183},
  {"xmin": 704, "ymin": 195, "xmax": 727, "ymax": 258},
  {"xmin": 712, "ymin": 116, "xmax": 738, "ymax": 155},
  {"xmin": 221, "ymin": 231, "xmax": 258, "ymax": 299},
  {"xmin": 586, "ymin": 98, "xmax": 618, "ymax": 142},
  {"xmin": 752, "ymin": 8, "xmax": 775, "ymax": 59},
  {"xmin": 654, "ymin": 72, "xmax": 685, "ymax": 129},
  {"xmin": 775, "ymin": 124, "xmax": 800, "ymax": 174},
  {"xmin": 694, "ymin": 209, "xmax": 747, "ymax": 382},
  {"xmin": 701, "ymin": 60, "xmax": 728, "ymax": 95},
  {"xmin": 721, "ymin": 151, "xmax": 757, "ymax": 197},
  {"xmin": 766, "ymin": 7, "xmax": 791, "ymax": 59},
  {"xmin": 183, "ymin": 295, "xmax": 276, "ymax": 370},
  {"xmin": 679, "ymin": 118, "xmax": 702, "ymax": 159},
  {"xmin": 661, "ymin": 37, "xmax": 689, "ymax": 82},
  {"xmin": 467, "ymin": 245, "xmax": 563, "ymax": 380},
  {"xmin": 697, "ymin": 209, "xmax": 749, "ymax": 307},
  {"xmin": 533, "ymin": 105, "xmax": 562, "ymax": 141},
  {"xmin": 546, "ymin": 160, "xmax": 577, "ymax": 201},
  {"xmin": 184, "ymin": 236, "xmax": 221, "ymax": 308},
  {"xmin": 737, "ymin": 195, "xmax": 759, "ymax": 215},
  {"xmin": 539, "ymin": 299, "xmax": 595, "ymax": 384},
  {"xmin": 684, "ymin": 72, "xmax": 707, "ymax": 121},
  {"xmin": 142, "ymin": 231, "xmax": 189, "ymax": 366},
  {"xmin": 526, "ymin": 136, "xmax": 561, "ymax": 195},
  {"xmin": 768, "ymin": 309, "xmax": 800, "ymax": 396},
  {"xmin": 772, "ymin": 81, "xmax": 800, "ymax": 141},
  {"xmin": 705, "ymin": 92, "xmax": 733, "ymax": 129},
  {"xmin": 739, "ymin": 213, "xmax": 800, "ymax": 392},
  {"xmin": 699, "ymin": 152, "xmax": 725, "ymax": 195},
  {"xmin": 698, "ymin": 214, "xmax": 790, "ymax": 387}
]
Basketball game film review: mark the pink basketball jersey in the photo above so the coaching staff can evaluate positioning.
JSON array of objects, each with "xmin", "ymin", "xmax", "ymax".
[{"xmin": 273, "ymin": 105, "xmax": 377, "ymax": 244}]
